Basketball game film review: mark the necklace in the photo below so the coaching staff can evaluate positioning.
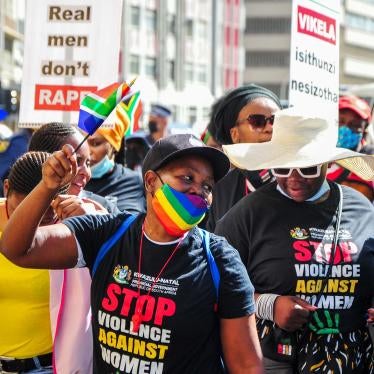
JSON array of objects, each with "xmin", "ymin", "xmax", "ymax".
[{"xmin": 131, "ymin": 222, "xmax": 184, "ymax": 333}]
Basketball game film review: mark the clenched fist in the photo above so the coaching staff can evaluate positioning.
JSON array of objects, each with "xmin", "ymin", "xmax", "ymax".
[
  {"xmin": 274, "ymin": 295, "xmax": 317, "ymax": 332},
  {"xmin": 42, "ymin": 144, "xmax": 78, "ymax": 191}
]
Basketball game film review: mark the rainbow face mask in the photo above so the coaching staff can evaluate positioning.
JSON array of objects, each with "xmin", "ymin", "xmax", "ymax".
[{"xmin": 152, "ymin": 183, "xmax": 208, "ymax": 237}]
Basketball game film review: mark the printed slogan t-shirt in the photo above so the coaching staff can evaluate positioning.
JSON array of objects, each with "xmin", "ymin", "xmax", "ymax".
[
  {"xmin": 64, "ymin": 213, "xmax": 255, "ymax": 374},
  {"xmin": 215, "ymin": 181, "xmax": 374, "ymax": 334}
]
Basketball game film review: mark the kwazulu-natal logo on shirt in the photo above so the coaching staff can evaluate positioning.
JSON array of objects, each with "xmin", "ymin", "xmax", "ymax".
[
  {"xmin": 290, "ymin": 227, "xmax": 309, "ymax": 239},
  {"xmin": 113, "ymin": 265, "xmax": 133, "ymax": 284}
]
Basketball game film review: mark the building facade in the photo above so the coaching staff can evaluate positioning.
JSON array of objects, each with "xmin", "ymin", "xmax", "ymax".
[
  {"xmin": 0, "ymin": 0, "xmax": 24, "ymax": 90},
  {"xmin": 340, "ymin": 0, "xmax": 374, "ymax": 86},
  {"xmin": 244, "ymin": 0, "xmax": 374, "ymax": 99},
  {"xmin": 121, "ymin": 0, "xmax": 245, "ymax": 127},
  {"xmin": 244, "ymin": 0, "xmax": 291, "ymax": 99},
  {"xmin": 0, "ymin": 1, "xmax": 245, "ymax": 128}
]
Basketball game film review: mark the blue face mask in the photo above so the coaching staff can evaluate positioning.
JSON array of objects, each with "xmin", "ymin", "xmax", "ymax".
[
  {"xmin": 337, "ymin": 126, "xmax": 362, "ymax": 150},
  {"xmin": 91, "ymin": 155, "xmax": 115, "ymax": 179}
]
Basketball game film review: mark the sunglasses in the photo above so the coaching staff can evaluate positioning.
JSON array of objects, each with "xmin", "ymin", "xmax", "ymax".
[
  {"xmin": 272, "ymin": 165, "xmax": 322, "ymax": 178},
  {"xmin": 236, "ymin": 114, "xmax": 275, "ymax": 129}
]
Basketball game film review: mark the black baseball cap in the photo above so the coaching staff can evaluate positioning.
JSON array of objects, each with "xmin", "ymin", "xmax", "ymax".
[{"xmin": 142, "ymin": 134, "xmax": 230, "ymax": 182}]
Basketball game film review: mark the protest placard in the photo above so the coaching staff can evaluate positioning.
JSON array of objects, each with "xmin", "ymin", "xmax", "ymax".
[
  {"xmin": 289, "ymin": 0, "xmax": 340, "ymax": 124},
  {"xmin": 19, "ymin": 0, "xmax": 122, "ymax": 127}
]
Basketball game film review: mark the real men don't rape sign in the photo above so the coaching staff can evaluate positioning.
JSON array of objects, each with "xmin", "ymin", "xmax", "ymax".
[
  {"xmin": 289, "ymin": 0, "xmax": 340, "ymax": 124},
  {"xmin": 19, "ymin": 0, "xmax": 122, "ymax": 127}
]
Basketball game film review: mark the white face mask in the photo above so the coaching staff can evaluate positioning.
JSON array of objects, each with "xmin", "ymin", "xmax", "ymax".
[{"xmin": 90, "ymin": 155, "xmax": 115, "ymax": 179}]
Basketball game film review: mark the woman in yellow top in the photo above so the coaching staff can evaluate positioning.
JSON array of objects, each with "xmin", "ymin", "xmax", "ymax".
[{"xmin": 0, "ymin": 151, "xmax": 59, "ymax": 373}]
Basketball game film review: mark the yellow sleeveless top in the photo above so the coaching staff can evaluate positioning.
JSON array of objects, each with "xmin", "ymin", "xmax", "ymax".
[{"xmin": 0, "ymin": 198, "xmax": 52, "ymax": 358}]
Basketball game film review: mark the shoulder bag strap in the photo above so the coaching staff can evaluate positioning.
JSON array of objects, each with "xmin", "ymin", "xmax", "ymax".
[
  {"xmin": 314, "ymin": 184, "xmax": 343, "ymax": 305},
  {"xmin": 92, "ymin": 215, "xmax": 138, "ymax": 276},
  {"xmin": 198, "ymin": 228, "xmax": 220, "ymax": 306}
]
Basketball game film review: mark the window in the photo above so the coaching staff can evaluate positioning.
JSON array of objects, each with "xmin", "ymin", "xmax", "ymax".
[
  {"xmin": 18, "ymin": 19, "xmax": 24, "ymax": 34},
  {"xmin": 168, "ymin": 60, "xmax": 175, "ymax": 81},
  {"xmin": 197, "ymin": 20, "xmax": 207, "ymax": 38},
  {"xmin": 186, "ymin": 19, "xmax": 193, "ymax": 37},
  {"xmin": 188, "ymin": 106, "xmax": 197, "ymax": 124},
  {"xmin": 225, "ymin": 69, "xmax": 231, "ymax": 88},
  {"xmin": 185, "ymin": 63, "xmax": 193, "ymax": 82},
  {"xmin": 234, "ymin": 29, "xmax": 239, "ymax": 46},
  {"xmin": 130, "ymin": 55, "xmax": 140, "ymax": 74},
  {"xmin": 202, "ymin": 107, "xmax": 210, "ymax": 120},
  {"xmin": 345, "ymin": 12, "xmax": 374, "ymax": 33},
  {"xmin": 245, "ymin": 51, "xmax": 290, "ymax": 67},
  {"xmin": 4, "ymin": 35, "xmax": 13, "ymax": 53},
  {"xmin": 145, "ymin": 9, "xmax": 157, "ymax": 31},
  {"xmin": 145, "ymin": 57, "xmax": 156, "ymax": 78},
  {"xmin": 258, "ymin": 83, "xmax": 282, "ymax": 97},
  {"xmin": 167, "ymin": 14, "xmax": 176, "ymax": 34},
  {"xmin": 245, "ymin": 17, "xmax": 291, "ymax": 33},
  {"xmin": 197, "ymin": 64, "xmax": 207, "ymax": 83},
  {"xmin": 4, "ymin": 0, "xmax": 13, "ymax": 17},
  {"xmin": 130, "ymin": 6, "xmax": 140, "ymax": 27}
]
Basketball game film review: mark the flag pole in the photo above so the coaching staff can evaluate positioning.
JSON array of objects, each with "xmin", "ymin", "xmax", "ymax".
[
  {"xmin": 73, "ymin": 133, "xmax": 90, "ymax": 154},
  {"xmin": 72, "ymin": 77, "xmax": 137, "ymax": 154}
]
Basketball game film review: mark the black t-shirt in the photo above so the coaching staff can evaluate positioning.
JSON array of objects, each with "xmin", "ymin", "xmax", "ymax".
[
  {"xmin": 64, "ymin": 213, "xmax": 255, "ymax": 374},
  {"xmin": 205, "ymin": 168, "xmax": 274, "ymax": 232},
  {"xmin": 85, "ymin": 163, "xmax": 146, "ymax": 214},
  {"xmin": 215, "ymin": 182, "xmax": 374, "ymax": 333}
]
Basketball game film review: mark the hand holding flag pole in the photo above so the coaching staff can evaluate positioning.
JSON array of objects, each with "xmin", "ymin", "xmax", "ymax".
[{"xmin": 73, "ymin": 77, "xmax": 137, "ymax": 154}]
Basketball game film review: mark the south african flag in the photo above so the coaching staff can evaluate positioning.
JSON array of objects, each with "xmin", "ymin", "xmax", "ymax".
[{"xmin": 78, "ymin": 78, "xmax": 136, "ymax": 135}]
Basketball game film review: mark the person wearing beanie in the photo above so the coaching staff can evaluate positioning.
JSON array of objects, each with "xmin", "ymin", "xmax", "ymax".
[
  {"xmin": 85, "ymin": 122, "xmax": 146, "ymax": 213},
  {"xmin": 327, "ymin": 95, "xmax": 374, "ymax": 201},
  {"xmin": 205, "ymin": 84, "xmax": 282, "ymax": 231}
]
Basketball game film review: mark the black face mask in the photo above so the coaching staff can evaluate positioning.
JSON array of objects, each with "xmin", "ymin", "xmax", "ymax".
[{"xmin": 148, "ymin": 120, "xmax": 158, "ymax": 133}]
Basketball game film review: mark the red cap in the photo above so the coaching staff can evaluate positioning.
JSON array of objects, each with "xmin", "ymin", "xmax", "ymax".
[{"xmin": 339, "ymin": 95, "xmax": 371, "ymax": 122}]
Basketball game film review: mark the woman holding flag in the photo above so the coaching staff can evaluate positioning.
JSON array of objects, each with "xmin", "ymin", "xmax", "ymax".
[
  {"xmin": 1, "ymin": 132, "xmax": 263, "ymax": 373},
  {"xmin": 1, "ymin": 81, "xmax": 263, "ymax": 373}
]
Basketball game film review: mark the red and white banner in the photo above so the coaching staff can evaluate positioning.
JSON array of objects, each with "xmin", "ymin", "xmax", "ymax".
[
  {"xmin": 19, "ymin": 0, "xmax": 122, "ymax": 127},
  {"xmin": 289, "ymin": 0, "xmax": 340, "ymax": 126}
]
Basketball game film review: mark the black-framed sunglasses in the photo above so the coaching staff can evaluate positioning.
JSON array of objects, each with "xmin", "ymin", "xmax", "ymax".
[{"xmin": 236, "ymin": 114, "xmax": 275, "ymax": 129}]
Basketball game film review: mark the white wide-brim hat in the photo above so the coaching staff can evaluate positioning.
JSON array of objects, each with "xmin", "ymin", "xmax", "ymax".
[{"xmin": 222, "ymin": 107, "xmax": 374, "ymax": 181}]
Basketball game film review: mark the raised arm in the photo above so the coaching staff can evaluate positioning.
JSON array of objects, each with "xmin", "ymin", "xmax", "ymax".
[
  {"xmin": 221, "ymin": 314, "xmax": 263, "ymax": 374},
  {"xmin": 1, "ymin": 145, "xmax": 79, "ymax": 269}
]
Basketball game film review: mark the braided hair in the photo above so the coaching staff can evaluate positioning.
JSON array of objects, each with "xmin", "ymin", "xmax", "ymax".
[
  {"xmin": 28, "ymin": 122, "xmax": 77, "ymax": 153},
  {"xmin": 7, "ymin": 151, "xmax": 68, "ymax": 195}
]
